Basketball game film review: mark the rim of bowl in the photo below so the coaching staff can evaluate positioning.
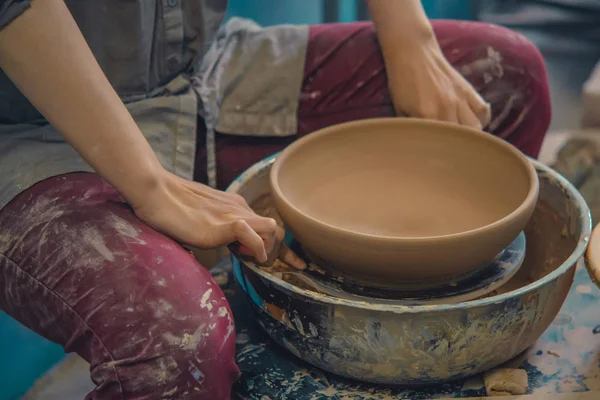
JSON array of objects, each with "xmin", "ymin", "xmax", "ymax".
[
  {"xmin": 270, "ymin": 118, "xmax": 540, "ymax": 243},
  {"xmin": 227, "ymin": 149, "xmax": 592, "ymax": 313}
]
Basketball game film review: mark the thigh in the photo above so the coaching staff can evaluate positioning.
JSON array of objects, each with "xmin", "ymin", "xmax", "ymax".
[
  {"xmin": 0, "ymin": 173, "xmax": 239, "ymax": 400},
  {"xmin": 206, "ymin": 20, "xmax": 551, "ymax": 189},
  {"xmin": 432, "ymin": 20, "xmax": 551, "ymax": 157},
  {"xmin": 300, "ymin": 21, "xmax": 551, "ymax": 153}
]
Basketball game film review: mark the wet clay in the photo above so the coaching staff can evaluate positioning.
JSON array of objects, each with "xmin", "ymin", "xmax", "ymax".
[
  {"xmin": 273, "ymin": 120, "xmax": 535, "ymax": 237},
  {"xmin": 483, "ymin": 368, "xmax": 529, "ymax": 396},
  {"xmin": 251, "ymin": 194, "xmax": 577, "ymax": 301},
  {"xmin": 269, "ymin": 118, "xmax": 539, "ymax": 284}
]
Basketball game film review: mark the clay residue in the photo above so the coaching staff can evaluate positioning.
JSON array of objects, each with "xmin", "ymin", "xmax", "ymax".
[
  {"xmin": 251, "ymin": 193, "xmax": 284, "ymax": 226},
  {"xmin": 483, "ymin": 368, "xmax": 528, "ymax": 396}
]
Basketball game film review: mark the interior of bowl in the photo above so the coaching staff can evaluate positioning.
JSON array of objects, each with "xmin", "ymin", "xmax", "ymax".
[{"xmin": 272, "ymin": 118, "xmax": 537, "ymax": 238}]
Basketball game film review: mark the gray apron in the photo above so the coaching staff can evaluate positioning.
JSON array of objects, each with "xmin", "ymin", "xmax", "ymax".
[{"xmin": 0, "ymin": 0, "xmax": 308, "ymax": 209}]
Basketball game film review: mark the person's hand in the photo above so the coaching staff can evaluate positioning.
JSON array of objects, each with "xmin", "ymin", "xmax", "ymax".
[
  {"xmin": 385, "ymin": 38, "xmax": 492, "ymax": 130},
  {"xmin": 132, "ymin": 170, "xmax": 306, "ymax": 270}
]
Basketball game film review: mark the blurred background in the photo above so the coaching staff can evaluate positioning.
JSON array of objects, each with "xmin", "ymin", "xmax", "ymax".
[
  {"xmin": 4, "ymin": 1, "xmax": 600, "ymax": 399},
  {"xmin": 227, "ymin": 0, "xmax": 475, "ymax": 25},
  {"xmin": 226, "ymin": 0, "xmax": 600, "ymax": 132}
]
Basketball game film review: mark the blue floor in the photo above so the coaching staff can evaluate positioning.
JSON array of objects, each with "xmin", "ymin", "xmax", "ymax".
[{"xmin": 0, "ymin": 313, "xmax": 65, "ymax": 400}]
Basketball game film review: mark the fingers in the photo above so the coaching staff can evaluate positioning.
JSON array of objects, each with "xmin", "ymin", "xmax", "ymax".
[
  {"xmin": 439, "ymin": 100, "xmax": 460, "ymax": 125},
  {"xmin": 270, "ymin": 226, "xmax": 306, "ymax": 270},
  {"xmin": 477, "ymin": 101, "xmax": 492, "ymax": 129},
  {"xmin": 457, "ymin": 103, "xmax": 482, "ymax": 130},
  {"xmin": 463, "ymin": 84, "xmax": 492, "ymax": 128},
  {"xmin": 264, "ymin": 225, "xmax": 285, "ymax": 266},
  {"xmin": 238, "ymin": 241, "xmax": 306, "ymax": 270},
  {"xmin": 279, "ymin": 243, "xmax": 307, "ymax": 270},
  {"xmin": 219, "ymin": 219, "xmax": 268, "ymax": 263},
  {"xmin": 246, "ymin": 221, "xmax": 306, "ymax": 269},
  {"xmin": 445, "ymin": 86, "xmax": 490, "ymax": 131},
  {"xmin": 230, "ymin": 217, "xmax": 307, "ymax": 270},
  {"xmin": 227, "ymin": 215, "xmax": 282, "ymax": 264},
  {"xmin": 244, "ymin": 216, "xmax": 279, "ymax": 257}
]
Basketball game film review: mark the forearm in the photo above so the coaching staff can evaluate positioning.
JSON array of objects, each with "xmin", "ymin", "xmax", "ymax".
[
  {"xmin": 367, "ymin": 0, "xmax": 436, "ymax": 63},
  {"xmin": 0, "ymin": 0, "xmax": 163, "ymax": 207}
]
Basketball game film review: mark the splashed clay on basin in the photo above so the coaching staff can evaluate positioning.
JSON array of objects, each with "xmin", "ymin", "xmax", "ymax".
[{"xmin": 270, "ymin": 118, "xmax": 539, "ymax": 285}]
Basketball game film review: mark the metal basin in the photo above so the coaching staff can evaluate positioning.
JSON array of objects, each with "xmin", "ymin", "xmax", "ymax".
[{"xmin": 227, "ymin": 155, "xmax": 592, "ymax": 385}]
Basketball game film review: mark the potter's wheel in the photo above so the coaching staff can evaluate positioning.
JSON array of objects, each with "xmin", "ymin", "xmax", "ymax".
[
  {"xmin": 277, "ymin": 232, "xmax": 526, "ymax": 305},
  {"xmin": 228, "ymin": 154, "xmax": 592, "ymax": 386}
]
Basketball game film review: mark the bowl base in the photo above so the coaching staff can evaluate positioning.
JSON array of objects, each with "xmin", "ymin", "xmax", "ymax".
[{"xmin": 286, "ymin": 232, "xmax": 526, "ymax": 305}]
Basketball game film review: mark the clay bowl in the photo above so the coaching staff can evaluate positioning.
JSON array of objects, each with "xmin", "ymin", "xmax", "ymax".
[{"xmin": 270, "ymin": 118, "xmax": 539, "ymax": 285}]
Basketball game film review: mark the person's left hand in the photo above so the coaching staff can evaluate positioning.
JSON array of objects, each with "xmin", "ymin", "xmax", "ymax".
[
  {"xmin": 385, "ymin": 38, "xmax": 492, "ymax": 130},
  {"xmin": 132, "ymin": 170, "xmax": 306, "ymax": 269}
]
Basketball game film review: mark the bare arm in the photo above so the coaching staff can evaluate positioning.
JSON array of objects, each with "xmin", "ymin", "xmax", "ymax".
[
  {"xmin": 0, "ymin": 0, "xmax": 161, "ymax": 208},
  {"xmin": 367, "ymin": 0, "xmax": 491, "ymax": 129},
  {"xmin": 368, "ymin": 0, "xmax": 436, "ymax": 58}
]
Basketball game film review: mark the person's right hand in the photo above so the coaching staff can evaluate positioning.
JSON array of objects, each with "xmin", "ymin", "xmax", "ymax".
[
  {"xmin": 132, "ymin": 169, "xmax": 306, "ymax": 270},
  {"xmin": 385, "ymin": 38, "xmax": 492, "ymax": 130}
]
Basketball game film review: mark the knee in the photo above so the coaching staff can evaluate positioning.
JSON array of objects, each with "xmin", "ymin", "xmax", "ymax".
[
  {"xmin": 137, "ymin": 293, "xmax": 238, "ymax": 397},
  {"xmin": 142, "ymin": 292, "xmax": 240, "ymax": 399},
  {"xmin": 461, "ymin": 22, "xmax": 549, "ymax": 103},
  {"xmin": 435, "ymin": 21, "xmax": 551, "ymax": 156},
  {"xmin": 480, "ymin": 23, "xmax": 551, "ymax": 154},
  {"xmin": 90, "ymin": 259, "xmax": 240, "ymax": 399},
  {"xmin": 0, "ymin": 173, "xmax": 240, "ymax": 399},
  {"xmin": 437, "ymin": 20, "xmax": 547, "ymax": 74},
  {"xmin": 88, "ymin": 222, "xmax": 240, "ymax": 399},
  {"xmin": 166, "ymin": 281, "xmax": 241, "ymax": 396},
  {"xmin": 484, "ymin": 23, "xmax": 548, "ymax": 85}
]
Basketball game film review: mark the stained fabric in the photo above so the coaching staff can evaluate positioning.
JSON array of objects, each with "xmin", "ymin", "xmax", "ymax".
[
  {"xmin": 0, "ymin": 173, "xmax": 240, "ymax": 399},
  {"xmin": 195, "ymin": 21, "xmax": 552, "ymax": 189}
]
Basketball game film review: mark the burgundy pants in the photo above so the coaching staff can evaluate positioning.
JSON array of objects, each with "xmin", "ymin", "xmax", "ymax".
[
  {"xmin": 196, "ymin": 21, "xmax": 550, "ymax": 189},
  {"xmin": 0, "ymin": 22, "xmax": 550, "ymax": 399}
]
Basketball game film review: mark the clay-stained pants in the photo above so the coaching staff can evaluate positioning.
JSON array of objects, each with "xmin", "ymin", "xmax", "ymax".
[
  {"xmin": 197, "ymin": 21, "xmax": 551, "ymax": 189},
  {"xmin": 0, "ymin": 21, "xmax": 550, "ymax": 399}
]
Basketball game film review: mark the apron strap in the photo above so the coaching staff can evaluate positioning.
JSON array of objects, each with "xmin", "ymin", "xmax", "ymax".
[{"xmin": 162, "ymin": 0, "xmax": 185, "ymax": 82}]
